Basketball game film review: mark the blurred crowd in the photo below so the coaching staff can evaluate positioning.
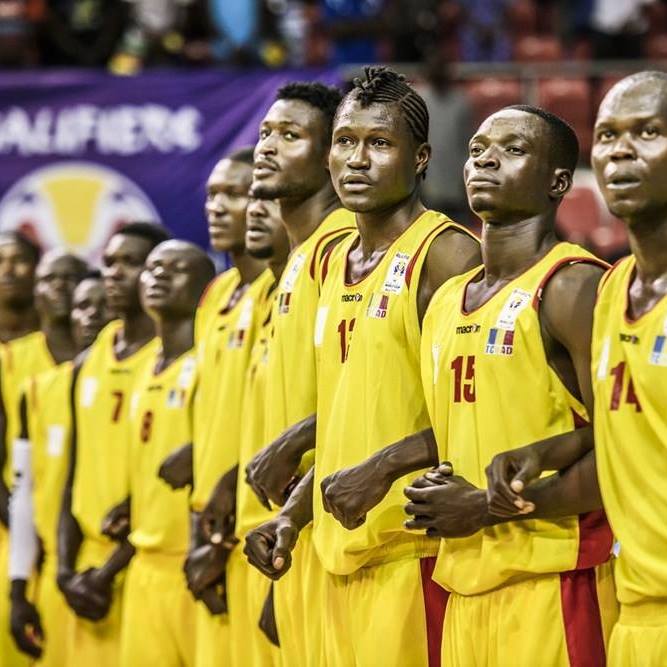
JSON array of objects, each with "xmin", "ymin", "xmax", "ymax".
[{"xmin": 0, "ymin": 0, "xmax": 665, "ymax": 73}]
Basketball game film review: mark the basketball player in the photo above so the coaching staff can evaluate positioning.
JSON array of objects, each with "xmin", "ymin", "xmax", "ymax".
[
  {"xmin": 486, "ymin": 72, "xmax": 667, "ymax": 666},
  {"xmin": 244, "ymin": 67, "xmax": 480, "ymax": 666},
  {"xmin": 57, "ymin": 223, "xmax": 170, "ymax": 666},
  {"xmin": 9, "ymin": 273, "xmax": 109, "ymax": 663},
  {"xmin": 165, "ymin": 149, "xmax": 272, "ymax": 667},
  {"xmin": 194, "ymin": 193, "xmax": 289, "ymax": 666},
  {"xmin": 218, "ymin": 81, "xmax": 356, "ymax": 664},
  {"xmin": 0, "ymin": 249, "xmax": 88, "ymax": 666},
  {"xmin": 394, "ymin": 106, "xmax": 617, "ymax": 666},
  {"xmin": 118, "ymin": 239, "xmax": 215, "ymax": 667},
  {"xmin": 0, "ymin": 231, "xmax": 39, "ymax": 343}
]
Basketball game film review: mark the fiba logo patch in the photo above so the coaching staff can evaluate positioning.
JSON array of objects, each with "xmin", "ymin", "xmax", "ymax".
[{"xmin": 0, "ymin": 161, "xmax": 160, "ymax": 262}]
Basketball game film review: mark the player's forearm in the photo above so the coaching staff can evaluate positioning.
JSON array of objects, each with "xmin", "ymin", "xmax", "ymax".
[
  {"xmin": 57, "ymin": 484, "xmax": 83, "ymax": 579},
  {"xmin": 280, "ymin": 467, "xmax": 314, "ymax": 531},
  {"xmin": 96, "ymin": 540, "xmax": 135, "ymax": 586},
  {"xmin": 284, "ymin": 414, "xmax": 317, "ymax": 457},
  {"xmin": 374, "ymin": 428, "xmax": 438, "ymax": 484},
  {"xmin": 9, "ymin": 439, "xmax": 39, "ymax": 579},
  {"xmin": 521, "ymin": 450, "xmax": 602, "ymax": 518},
  {"xmin": 526, "ymin": 426, "xmax": 594, "ymax": 473}
]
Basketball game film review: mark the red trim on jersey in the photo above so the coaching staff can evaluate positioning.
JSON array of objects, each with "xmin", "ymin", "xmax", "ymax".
[
  {"xmin": 576, "ymin": 511, "xmax": 613, "ymax": 570},
  {"xmin": 405, "ymin": 223, "xmax": 450, "ymax": 289},
  {"xmin": 560, "ymin": 569, "xmax": 606, "ymax": 667},
  {"xmin": 419, "ymin": 556, "xmax": 449, "ymax": 667},
  {"xmin": 197, "ymin": 273, "xmax": 221, "ymax": 309},
  {"xmin": 570, "ymin": 408, "xmax": 588, "ymax": 429},
  {"xmin": 320, "ymin": 243, "xmax": 336, "ymax": 286},
  {"xmin": 308, "ymin": 227, "xmax": 356, "ymax": 280},
  {"xmin": 532, "ymin": 256, "xmax": 610, "ymax": 311}
]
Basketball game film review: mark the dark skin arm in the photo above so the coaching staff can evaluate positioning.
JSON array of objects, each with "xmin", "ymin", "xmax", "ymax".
[
  {"xmin": 244, "ymin": 467, "xmax": 313, "ymax": 581},
  {"xmin": 405, "ymin": 263, "xmax": 606, "ymax": 537},
  {"xmin": 245, "ymin": 415, "xmax": 315, "ymax": 510},
  {"xmin": 0, "ymin": 358, "xmax": 10, "ymax": 527},
  {"xmin": 10, "ymin": 394, "xmax": 43, "ymax": 658},
  {"xmin": 485, "ymin": 262, "xmax": 605, "ymax": 517},
  {"xmin": 404, "ymin": 451, "xmax": 601, "ymax": 538},
  {"xmin": 319, "ymin": 230, "xmax": 480, "ymax": 529},
  {"xmin": 158, "ymin": 442, "xmax": 193, "ymax": 490}
]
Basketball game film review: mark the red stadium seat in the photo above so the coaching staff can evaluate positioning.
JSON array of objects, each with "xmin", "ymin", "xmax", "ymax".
[
  {"xmin": 464, "ymin": 78, "xmax": 523, "ymax": 128},
  {"xmin": 538, "ymin": 77, "xmax": 593, "ymax": 157},
  {"xmin": 646, "ymin": 2, "xmax": 667, "ymax": 35},
  {"xmin": 590, "ymin": 219, "xmax": 629, "ymax": 260},
  {"xmin": 514, "ymin": 35, "xmax": 563, "ymax": 62},
  {"xmin": 556, "ymin": 185, "xmax": 601, "ymax": 246}
]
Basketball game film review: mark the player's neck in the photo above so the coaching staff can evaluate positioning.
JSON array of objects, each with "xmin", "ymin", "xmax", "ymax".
[
  {"xmin": 280, "ymin": 183, "xmax": 340, "ymax": 248},
  {"xmin": 626, "ymin": 214, "xmax": 667, "ymax": 285},
  {"xmin": 269, "ymin": 255, "xmax": 288, "ymax": 281},
  {"xmin": 119, "ymin": 309, "xmax": 155, "ymax": 351},
  {"xmin": 156, "ymin": 317, "xmax": 194, "ymax": 368},
  {"xmin": 481, "ymin": 215, "xmax": 558, "ymax": 283},
  {"xmin": 41, "ymin": 319, "xmax": 77, "ymax": 364},
  {"xmin": 230, "ymin": 248, "xmax": 266, "ymax": 285},
  {"xmin": 0, "ymin": 303, "xmax": 39, "ymax": 343},
  {"xmin": 354, "ymin": 192, "xmax": 426, "ymax": 257}
]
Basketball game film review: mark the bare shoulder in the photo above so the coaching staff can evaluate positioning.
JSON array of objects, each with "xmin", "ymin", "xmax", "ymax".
[
  {"xmin": 424, "ymin": 227, "xmax": 481, "ymax": 288},
  {"xmin": 540, "ymin": 261, "xmax": 606, "ymax": 344}
]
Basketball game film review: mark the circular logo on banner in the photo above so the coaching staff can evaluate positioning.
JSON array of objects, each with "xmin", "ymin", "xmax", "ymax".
[{"xmin": 0, "ymin": 162, "xmax": 161, "ymax": 263}]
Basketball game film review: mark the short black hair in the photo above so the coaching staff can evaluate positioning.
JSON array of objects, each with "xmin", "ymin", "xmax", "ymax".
[
  {"xmin": 115, "ymin": 222, "xmax": 172, "ymax": 249},
  {"xmin": 82, "ymin": 268, "xmax": 103, "ymax": 280},
  {"xmin": 344, "ymin": 66, "xmax": 429, "ymax": 145},
  {"xmin": 227, "ymin": 146, "xmax": 255, "ymax": 166},
  {"xmin": 0, "ymin": 230, "xmax": 41, "ymax": 264},
  {"xmin": 276, "ymin": 81, "xmax": 343, "ymax": 140},
  {"xmin": 504, "ymin": 104, "xmax": 579, "ymax": 172}
]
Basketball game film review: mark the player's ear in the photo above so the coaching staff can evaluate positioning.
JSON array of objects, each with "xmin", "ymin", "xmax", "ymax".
[
  {"xmin": 549, "ymin": 168, "xmax": 573, "ymax": 201},
  {"xmin": 416, "ymin": 143, "xmax": 431, "ymax": 178}
]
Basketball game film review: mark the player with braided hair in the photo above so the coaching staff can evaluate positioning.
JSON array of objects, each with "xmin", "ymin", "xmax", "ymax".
[{"xmin": 244, "ymin": 66, "xmax": 480, "ymax": 665}]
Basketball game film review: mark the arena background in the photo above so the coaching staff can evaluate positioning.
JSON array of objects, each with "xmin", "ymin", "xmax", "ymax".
[{"xmin": 0, "ymin": 0, "xmax": 662, "ymax": 264}]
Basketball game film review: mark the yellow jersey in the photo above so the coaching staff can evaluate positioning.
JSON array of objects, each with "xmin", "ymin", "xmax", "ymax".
[
  {"xmin": 128, "ymin": 349, "xmax": 197, "ymax": 554},
  {"xmin": 422, "ymin": 242, "xmax": 612, "ymax": 596},
  {"xmin": 264, "ymin": 208, "xmax": 355, "ymax": 446},
  {"xmin": 313, "ymin": 211, "xmax": 470, "ymax": 575},
  {"xmin": 593, "ymin": 256, "xmax": 667, "ymax": 606},
  {"xmin": 194, "ymin": 268, "xmax": 240, "ymax": 344},
  {"xmin": 235, "ymin": 294, "xmax": 275, "ymax": 539},
  {"xmin": 1, "ymin": 331, "xmax": 55, "ymax": 487},
  {"xmin": 72, "ymin": 321, "xmax": 158, "ymax": 545},
  {"xmin": 191, "ymin": 268, "xmax": 275, "ymax": 511},
  {"xmin": 25, "ymin": 362, "xmax": 73, "ymax": 560}
]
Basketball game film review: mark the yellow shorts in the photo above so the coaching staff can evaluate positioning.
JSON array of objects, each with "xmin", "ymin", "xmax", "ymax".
[
  {"xmin": 443, "ymin": 563, "xmax": 618, "ymax": 667},
  {"xmin": 66, "ymin": 539, "xmax": 124, "ymax": 667},
  {"xmin": 323, "ymin": 555, "xmax": 447, "ymax": 667},
  {"xmin": 194, "ymin": 599, "xmax": 229, "ymax": 667},
  {"xmin": 0, "ymin": 526, "xmax": 32, "ymax": 667},
  {"xmin": 274, "ymin": 524, "xmax": 326, "ymax": 666},
  {"xmin": 227, "ymin": 545, "xmax": 280, "ymax": 666},
  {"xmin": 120, "ymin": 549, "xmax": 197, "ymax": 667},
  {"xmin": 34, "ymin": 556, "xmax": 73, "ymax": 667},
  {"xmin": 608, "ymin": 601, "xmax": 667, "ymax": 667}
]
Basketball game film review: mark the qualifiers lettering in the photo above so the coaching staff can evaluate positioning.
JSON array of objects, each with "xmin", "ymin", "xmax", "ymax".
[{"xmin": 0, "ymin": 105, "xmax": 202, "ymax": 156}]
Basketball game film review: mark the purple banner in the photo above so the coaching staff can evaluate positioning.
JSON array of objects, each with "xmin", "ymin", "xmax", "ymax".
[{"xmin": 0, "ymin": 68, "xmax": 339, "ymax": 262}]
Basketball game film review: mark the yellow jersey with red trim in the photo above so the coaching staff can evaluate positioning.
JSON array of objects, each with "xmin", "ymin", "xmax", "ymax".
[
  {"xmin": 313, "ymin": 210, "xmax": 474, "ymax": 575},
  {"xmin": 1, "ymin": 331, "xmax": 55, "ymax": 487},
  {"xmin": 72, "ymin": 321, "xmax": 159, "ymax": 544},
  {"xmin": 191, "ymin": 268, "xmax": 275, "ymax": 511},
  {"xmin": 422, "ymin": 242, "xmax": 612, "ymax": 595},
  {"xmin": 593, "ymin": 255, "xmax": 667, "ymax": 606},
  {"xmin": 128, "ymin": 349, "xmax": 197, "ymax": 553},
  {"xmin": 194, "ymin": 268, "xmax": 240, "ymax": 344},
  {"xmin": 26, "ymin": 362, "xmax": 73, "ymax": 558},
  {"xmin": 264, "ymin": 208, "xmax": 355, "ymax": 447},
  {"xmin": 235, "ymin": 293, "xmax": 276, "ymax": 539}
]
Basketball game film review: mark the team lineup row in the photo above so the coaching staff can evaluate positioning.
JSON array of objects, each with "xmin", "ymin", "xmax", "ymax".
[{"xmin": 0, "ymin": 65, "xmax": 665, "ymax": 666}]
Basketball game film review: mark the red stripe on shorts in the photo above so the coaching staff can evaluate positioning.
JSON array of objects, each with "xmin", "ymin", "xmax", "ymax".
[
  {"xmin": 419, "ymin": 557, "xmax": 449, "ymax": 667},
  {"xmin": 560, "ymin": 568, "xmax": 606, "ymax": 667}
]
